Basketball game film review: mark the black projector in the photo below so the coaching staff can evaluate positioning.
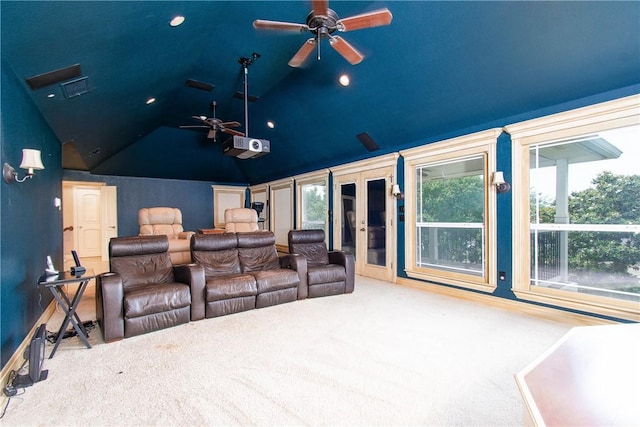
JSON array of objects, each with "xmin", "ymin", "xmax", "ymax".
[{"xmin": 223, "ymin": 136, "xmax": 270, "ymax": 159}]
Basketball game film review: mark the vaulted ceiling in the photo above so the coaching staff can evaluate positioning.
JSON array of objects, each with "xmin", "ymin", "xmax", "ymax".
[{"xmin": 2, "ymin": 1, "xmax": 639, "ymax": 184}]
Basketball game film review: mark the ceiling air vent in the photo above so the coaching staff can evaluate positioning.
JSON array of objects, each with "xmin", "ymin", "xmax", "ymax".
[{"xmin": 61, "ymin": 77, "xmax": 89, "ymax": 98}]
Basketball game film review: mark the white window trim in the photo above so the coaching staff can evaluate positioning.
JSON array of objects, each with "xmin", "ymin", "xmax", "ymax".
[
  {"xmin": 211, "ymin": 184, "xmax": 247, "ymax": 228},
  {"xmin": 268, "ymin": 177, "xmax": 294, "ymax": 251},
  {"xmin": 294, "ymin": 169, "xmax": 329, "ymax": 241},
  {"xmin": 505, "ymin": 94, "xmax": 640, "ymax": 321},
  {"xmin": 400, "ymin": 128, "xmax": 501, "ymax": 293}
]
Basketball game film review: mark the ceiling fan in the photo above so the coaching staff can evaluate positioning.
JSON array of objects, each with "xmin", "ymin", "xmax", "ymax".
[
  {"xmin": 253, "ymin": 0, "xmax": 392, "ymax": 67},
  {"xmin": 180, "ymin": 101, "xmax": 244, "ymax": 142}
]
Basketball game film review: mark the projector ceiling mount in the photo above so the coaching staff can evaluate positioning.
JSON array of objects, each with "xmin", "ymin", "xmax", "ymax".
[
  {"xmin": 238, "ymin": 52, "xmax": 260, "ymax": 137},
  {"xmin": 221, "ymin": 52, "xmax": 271, "ymax": 159},
  {"xmin": 253, "ymin": 0, "xmax": 392, "ymax": 67}
]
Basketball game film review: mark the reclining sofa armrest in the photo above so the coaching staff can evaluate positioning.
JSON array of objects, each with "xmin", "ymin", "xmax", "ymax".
[
  {"xmin": 96, "ymin": 272, "xmax": 125, "ymax": 343},
  {"xmin": 178, "ymin": 231, "xmax": 195, "ymax": 240},
  {"xmin": 280, "ymin": 253, "xmax": 308, "ymax": 300},
  {"xmin": 173, "ymin": 263, "xmax": 205, "ymax": 321},
  {"xmin": 329, "ymin": 251, "xmax": 355, "ymax": 293}
]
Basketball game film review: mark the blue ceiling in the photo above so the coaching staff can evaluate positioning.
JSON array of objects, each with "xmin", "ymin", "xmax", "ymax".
[{"xmin": 2, "ymin": 1, "xmax": 639, "ymax": 184}]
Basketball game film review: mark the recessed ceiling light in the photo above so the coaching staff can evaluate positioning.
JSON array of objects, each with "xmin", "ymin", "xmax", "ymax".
[
  {"xmin": 169, "ymin": 16, "xmax": 185, "ymax": 27},
  {"xmin": 339, "ymin": 74, "xmax": 350, "ymax": 87},
  {"xmin": 146, "ymin": 97, "xmax": 156, "ymax": 105},
  {"xmin": 267, "ymin": 121, "xmax": 275, "ymax": 129}
]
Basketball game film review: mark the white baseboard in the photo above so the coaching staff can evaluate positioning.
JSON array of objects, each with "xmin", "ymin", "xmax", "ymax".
[{"xmin": 396, "ymin": 277, "xmax": 616, "ymax": 327}]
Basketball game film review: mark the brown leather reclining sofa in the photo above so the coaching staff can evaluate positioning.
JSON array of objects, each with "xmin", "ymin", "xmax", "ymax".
[
  {"xmin": 96, "ymin": 235, "xmax": 205, "ymax": 343},
  {"xmin": 191, "ymin": 231, "xmax": 307, "ymax": 318}
]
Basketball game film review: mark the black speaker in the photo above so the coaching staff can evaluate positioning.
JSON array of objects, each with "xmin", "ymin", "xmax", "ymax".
[
  {"xmin": 25, "ymin": 64, "xmax": 82, "ymax": 90},
  {"xmin": 185, "ymin": 79, "xmax": 214, "ymax": 91},
  {"xmin": 357, "ymin": 132, "xmax": 380, "ymax": 152}
]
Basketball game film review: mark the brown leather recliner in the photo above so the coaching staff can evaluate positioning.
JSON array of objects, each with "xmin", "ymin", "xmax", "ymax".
[
  {"xmin": 96, "ymin": 235, "xmax": 205, "ymax": 343},
  {"xmin": 288, "ymin": 229, "xmax": 355, "ymax": 298}
]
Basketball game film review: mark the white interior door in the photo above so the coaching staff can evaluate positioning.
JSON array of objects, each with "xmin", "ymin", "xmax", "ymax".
[{"xmin": 74, "ymin": 187, "xmax": 102, "ymax": 257}]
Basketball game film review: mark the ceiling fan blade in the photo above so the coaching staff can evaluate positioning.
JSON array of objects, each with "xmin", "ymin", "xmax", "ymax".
[
  {"xmin": 180, "ymin": 125, "xmax": 209, "ymax": 129},
  {"xmin": 336, "ymin": 8, "xmax": 393, "ymax": 32},
  {"xmin": 207, "ymin": 129, "xmax": 217, "ymax": 139},
  {"xmin": 222, "ymin": 128, "xmax": 245, "ymax": 137},
  {"xmin": 311, "ymin": 0, "xmax": 328, "ymax": 16},
  {"xmin": 220, "ymin": 121, "xmax": 241, "ymax": 128},
  {"xmin": 329, "ymin": 36, "xmax": 364, "ymax": 65},
  {"xmin": 288, "ymin": 38, "xmax": 317, "ymax": 67},
  {"xmin": 190, "ymin": 115, "xmax": 211, "ymax": 125},
  {"xmin": 253, "ymin": 19, "xmax": 308, "ymax": 32}
]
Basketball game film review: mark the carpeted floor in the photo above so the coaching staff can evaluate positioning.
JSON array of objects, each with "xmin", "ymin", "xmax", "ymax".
[{"xmin": 1, "ymin": 276, "xmax": 575, "ymax": 426}]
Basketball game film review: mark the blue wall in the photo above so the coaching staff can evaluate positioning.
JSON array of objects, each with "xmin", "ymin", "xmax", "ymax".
[
  {"xmin": 1, "ymin": 58, "xmax": 62, "ymax": 368},
  {"xmin": 62, "ymin": 170, "xmax": 232, "ymax": 237}
]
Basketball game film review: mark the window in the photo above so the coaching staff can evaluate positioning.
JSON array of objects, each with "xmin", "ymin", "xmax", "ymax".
[
  {"xmin": 295, "ymin": 170, "xmax": 329, "ymax": 234},
  {"xmin": 507, "ymin": 94, "xmax": 640, "ymax": 321},
  {"xmin": 416, "ymin": 156, "xmax": 486, "ymax": 277},
  {"xmin": 401, "ymin": 129, "xmax": 501, "ymax": 292}
]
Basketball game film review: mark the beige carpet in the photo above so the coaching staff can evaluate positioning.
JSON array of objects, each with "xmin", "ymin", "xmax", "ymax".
[{"xmin": 1, "ymin": 276, "xmax": 574, "ymax": 426}]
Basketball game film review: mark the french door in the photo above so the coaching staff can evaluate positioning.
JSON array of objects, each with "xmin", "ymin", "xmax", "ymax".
[{"xmin": 332, "ymin": 155, "xmax": 397, "ymax": 282}]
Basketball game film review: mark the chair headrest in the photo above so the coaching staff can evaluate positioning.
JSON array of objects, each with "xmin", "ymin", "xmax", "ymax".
[
  {"xmin": 288, "ymin": 229, "xmax": 325, "ymax": 245},
  {"xmin": 110, "ymin": 235, "xmax": 169, "ymax": 257},
  {"xmin": 224, "ymin": 208, "xmax": 258, "ymax": 224},
  {"xmin": 138, "ymin": 207, "xmax": 182, "ymax": 226},
  {"xmin": 191, "ymin": 233, "xmax": 238, "ymax": 251},
  {"xmin": 236, "ymin": 231, "xmax": 276, "ymax": 248}
]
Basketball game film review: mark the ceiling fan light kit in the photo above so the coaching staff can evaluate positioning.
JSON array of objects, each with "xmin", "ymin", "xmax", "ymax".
[
  {"xmin": 179, "ymin": 100, "xmax": 243, "ymax": 142},
  {"xmin": 253, "ymin": 1, "xmax": 392, "ymax": 67}
]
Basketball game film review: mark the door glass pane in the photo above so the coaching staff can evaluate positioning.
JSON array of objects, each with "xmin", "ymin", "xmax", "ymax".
[
  {"xmin": 415, "ymin": 156, "xmax": 486, "ymax": 276},
  {"xmin": 341, "ymin": 183, "xmax": 356, "ymax": 256},
  {"xmin": 301, "ymin": 182, "xmax": 326, "ymax": 231},
  {"xmin": 529, "ymin": 124, "xmax": 640, "ymax": 303},
  {"xmin": 367, "ymin": 178, "xmax": 386, "ymax": 266}
]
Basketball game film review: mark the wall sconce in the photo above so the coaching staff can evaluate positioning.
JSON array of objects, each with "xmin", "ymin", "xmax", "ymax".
[
  {"xmin": 492, "ymin": 171, "xmax": 510, "ymax": 193},
  {"xmin": 391, "ymin": 184, "xmax": 404, "ymax": 199},
  {"xmin": 3, "ymin": 149, "xmax": 45, "ymax": 184}
]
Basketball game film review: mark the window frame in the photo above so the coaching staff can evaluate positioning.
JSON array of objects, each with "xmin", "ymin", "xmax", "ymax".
[
  {"xmin": 268, "ymin": 177, "xmax": 294, "ymax": 252},
  {"xmin": 506, "ymin": 94, "xmax": 640, "ymax": 321},
  {"xmin": 294, "ymin": 169, "xmax": 329, "ymax": 241},
  {"xmin": 400, "ymin": 128, "xmax": 501, "ymax": 292}
]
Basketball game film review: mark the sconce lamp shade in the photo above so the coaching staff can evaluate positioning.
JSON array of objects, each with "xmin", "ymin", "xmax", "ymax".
[
  {"xmin": 492, "ymin": 171, "xmax": 510, "ymax": 193},
  {"xmin": 3, "ymin": 148, "xmax": 45, "ymax": 183},
  {"xmin": 391, "ymin": 184, "xmax": 404, "ymax": 199},
  {"xmin": 20, "ymin": 149, "xmax": 45, "ymax": 173}
]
